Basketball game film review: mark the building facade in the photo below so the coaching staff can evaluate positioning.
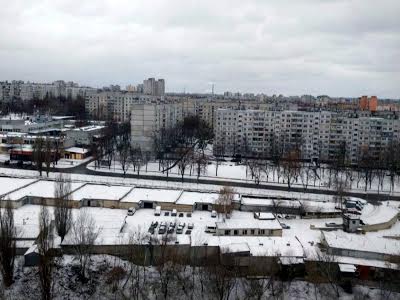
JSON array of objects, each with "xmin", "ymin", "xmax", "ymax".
[{"xmin": 214, "ymin": 109, "xmax": 400, "ymax": 163}]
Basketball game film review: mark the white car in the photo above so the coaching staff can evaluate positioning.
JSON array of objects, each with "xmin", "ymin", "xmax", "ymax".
[
  {"xmin": 127, "ymin": 207, "xmax": 136, "ymax": 216},
  {"xmin": 211, "ymin": 210, "xmax": 217, "ymax": 218}
]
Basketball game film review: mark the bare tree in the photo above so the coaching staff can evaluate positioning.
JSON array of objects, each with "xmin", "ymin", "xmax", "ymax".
[
  {"xmin": 37, "ymin": 206, "xmax": 54, "ymax": 300},
  {"xmin": 206, "ymin": 264, "xmax": 237, "ymax": 300},
  {"xmin": 33, "ymin": 137, "xmax": 45, "ymax": 176},
  {"xmin": 54, "ymin": 173, "xmax": 72, "ymax": 241},
  {"xmin": 44, "ymin": 138, "xmax": 53, "ymax": 177},
  {"xmin": 117, "ymin": 139, "xmax": 131, "ymax": 176},
  {"xmin": 282, "ymin": 149, "xmax": 301, "ymax": 189},
  {"xmin": 0, "ymin": 200, "xmax": 16, "ymax": 287},
  {"xmin": 123, "ymin": 228, "xmax": 148, "ymax": 300},
  {"xmin": 215, "ymin": 186, "xmax": 235, "ymax": 219},
  {"xmin": 214, "ymin": 143, "xmax": 225, "ymax": 177},
  {"xmin": 333, "ymin": 177, "xmax": 349, "ymax": 212},
  {"xmin": 193, "ymin": 152, "xmax": 209, "ymax": 180},
  {"xmin": 70, "ymin": 209, "xmax": 101, "ymax": 280},
  {"xmin": 176, "ymin": 147, "xmax": 193, "ymax": 181},
  {"xmin": 130, "ymin": 146, "xmax": 143, "ymax": 176},
  {"xmin": 309, "ymin": 250, "xmax": 340, "ymax": 298}
]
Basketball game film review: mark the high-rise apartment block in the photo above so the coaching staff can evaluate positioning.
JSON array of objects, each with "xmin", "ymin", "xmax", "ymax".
[
  {"xmin": 214, "ymin": 108, "xmax": 400, "ymax": 163},
  {"xmin": 143, "ymin": 78, "xmax": 165, "ymax": 96},
  {"xmin": 0, "ymin": 80, "xmax": 95, "ymax": 102}
]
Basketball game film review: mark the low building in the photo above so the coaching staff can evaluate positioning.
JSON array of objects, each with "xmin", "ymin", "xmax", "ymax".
[
  {"xmin": 64, "ymin": 147, "xmax": 90, "ymax": 159},
  {"xmin": 343, "ymin": 214, "xmax": 361, "ymax": 233},
  {"xmin": 321, "ymin": 231, "xmax": 400, "ymax": 262},
  {"xmin": 215, "ymin": 219, "xmax": 282, "ymax": 236},
  {"xmin": 65, "ymin": 125, "xmax": 105, "ymax": 147}
]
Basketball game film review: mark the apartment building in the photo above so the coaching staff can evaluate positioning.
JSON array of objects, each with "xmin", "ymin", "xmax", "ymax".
[
  {"xmin": 214, "ymin": 109, "xmax": 400, "ymax": 163},
  {"xmin": 143, "ymin": 78, "xmax": 165, "ymax": 96},
  {"xmin": 130, "ymin": 100, "xmax": 196, "ymax": 151},
  {"xmin": 85, "ymin": 91, "xmax": 164, "ymax": 122},
  {"xmin": 0, "ymin": 80, "xmax": 94, "ymax": 102}
]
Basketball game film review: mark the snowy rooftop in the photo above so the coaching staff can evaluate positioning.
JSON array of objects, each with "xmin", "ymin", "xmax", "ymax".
[
  {"xmin": 70, "ymin": 184, "xmax": 132, "ymax": 201},
  {"xmin": 6, "ymin": 180, "xmax": 85, "ymax": 200},
  {"xmin": 323, "ymin": 231, "xmax": 400, "ymax": 256},
  {"xmin": 72, "ymin": 125, "xmax": 105, "ymax": 132},
  {"xmin": 300, "ymin": 200, "xmax": 340, "ymax": 213},
  {"xmin": 0, "ymin": 177, "xmax": 37, "ymax": 197},
  {"xmin": 216, "ymin": 219, "xmax": 282, "ymax": 230},
  {"xmin": 242, "ymin": 197, "xmax": 302, "ymax": 208},
  {"xmin": 176, "ymin": 191, "xmax": 239, "ymax": 205},
  {"xmin": 64, "ymin": 147, "xmax": 89, "ymax": 154},
  {"xmin": 121, "ymin": 187, "xmax": 182, "ymax": 203}
]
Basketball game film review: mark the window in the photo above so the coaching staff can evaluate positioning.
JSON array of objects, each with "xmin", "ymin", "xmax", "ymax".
[
  {"xmin": 259, "ymin": 229, "xmax": 265, "ymax": 235},
  {"xmin": 251, "ymin": 229, "xmax": 255, "ymax": 235},
  {"xmin": 243, "ymin": 230, "xmax": 248, "ymax": 235},
  {"xmin": 224, "ymin": 230, "xmax": 230, "ymax": 235},
  {"xmin": 234, "ymin": 230, "xmax": 238, "ymax": 235}
]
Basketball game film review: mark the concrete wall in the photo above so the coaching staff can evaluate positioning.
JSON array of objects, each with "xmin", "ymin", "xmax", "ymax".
[{"xmin": 362, "ymin": 213, "xmax": 399, "ymax": 232}]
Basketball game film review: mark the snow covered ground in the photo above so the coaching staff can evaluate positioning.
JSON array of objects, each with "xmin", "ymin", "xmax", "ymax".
[
  {"xmin": 4, "ymin": 254, "xmax": 399, "ymax": 300},
  {"xmin": 55, "ymin": 156, "xmax": 92, "ymax": 169},
  {"xmin": 0, "ymin": 167, "xmax": 351, "ymax": 200},
  {"xmin": 88, "ymin": 160, "xmax": 400, "ymax": 195}
]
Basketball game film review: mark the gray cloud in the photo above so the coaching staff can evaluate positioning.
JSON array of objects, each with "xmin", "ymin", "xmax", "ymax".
[{"xmin": 0, "ymin": 0, "xmax": 399, "ymax": 97}]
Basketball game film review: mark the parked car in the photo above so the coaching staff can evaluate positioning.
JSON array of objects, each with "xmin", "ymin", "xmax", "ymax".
[
  {"xmin": 171, "ymin": 209, "xmax": 177, "ymax": 216},
  {"xmin": 186, "ymin": 212, "xmax": 192, "ymax": 217},
  {"xmin": 188, "ymin": 223, "xmax": 194, "ymax": 229},
  {"xmin": 167, "ymin": 227, "xmax": 174, "ymax": 234},
  {"xmin": 176, "ymin": 227, "xmax": 183, "ymax": 234},
  {"xmin": 185, "ymin": 230, "xmax": 192, "ymax": 235},
  {"xmin": 158, "ymin": 226, "xmax": 166, "ymax": 234},
  {"xmin": 154, "ymin": 206, "xmax": 161, "ymax": 216},
  {"xmin": 169, "ymin": 222, "xmax": 176, "ymax": 228},
  {"xmin": 151, "ymin": 221, "xmax": 158, "ymax": 228},
  {"xmin": 164, "ymin": 211, "xmax": 170, "ymax": 216},
  {"xmin": 211, "ymin": 210, "xmax": 217, "ymax": 218},
  {"xmin": 127, "ymin": 207, "xmax": 136, "ymax": 216},
  {"xmin": 179, "ymin": 213, "xmax": 184, "ymax": 217},
  {"xmin": 178, "ymin": 222, "xmax": 185, "ymax": 229},
  {"xmin": 205, "ymin": 224, "xmax": 217, "ymax": 233},
  {"xmin": 148, "ymin": 226, "xmax": 155, "ymax": 234},
  {"xmin": 281, "ymin": 223, "xmax": 291, "ymax": 229}
]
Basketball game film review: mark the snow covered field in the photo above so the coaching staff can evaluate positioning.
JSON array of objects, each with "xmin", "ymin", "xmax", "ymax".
[
  {"xmin": 88, "ymin": 160, "xmax": 400, "ymax": 195},
  {"xmin": 0, "ymin": 167, "xmax": 358, "ymax": 200}
]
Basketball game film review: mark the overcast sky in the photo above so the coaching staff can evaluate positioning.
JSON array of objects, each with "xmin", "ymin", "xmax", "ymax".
[{"xmin": 0, "ymin": 0, "xmax": 399, "ymax": 97}]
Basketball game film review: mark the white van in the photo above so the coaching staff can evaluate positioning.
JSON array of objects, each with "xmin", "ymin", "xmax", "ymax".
[
  {"xmin": 171, "ymin": 209, "xmax": 177, "ymax": 216},
  {"xmin": 205, "ymin": 224, "xmax": 217, "ymax": 233},
  {"xmin": 154, "ymin": 206, "xmax": 161, "ymax": 216},
  {"xmin": 127, "ymin": 207, "xmax": 136, "ymax": 216}
]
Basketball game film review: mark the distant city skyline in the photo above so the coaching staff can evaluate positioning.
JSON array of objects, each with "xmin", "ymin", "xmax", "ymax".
[{"xmin": 0, "ymin": 1, "xmax": 399, "ymax": 98}]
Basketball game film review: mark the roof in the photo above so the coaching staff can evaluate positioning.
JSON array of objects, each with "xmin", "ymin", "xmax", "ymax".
[
  {"xmin": 121, "ymin": 188, "xmax": 182, "ymax": 203},
  {"xmin": 254, "ymin": 212, "xmax": 275, "ymax": 220},
  {"xmin": 220, "ymin": 243, "xmax": 250, "ymax": 254},
  {"xmin": 176, "ymin": 191, "xmax": 239, "ymax": 205},
  {"xmin": 70, "ymin": 184, "xmax": 132, "ymax": 201},
  {"xmin": 323, "ymin": 231, "xmax": 400, "ymax": 256},
  {"xmin": 65, "ymin": 147, "xmax": 89, "ymax": 154},
  {"xmin": 216, "ymin": 219, "xmax": 282, "ymax": 230}
]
